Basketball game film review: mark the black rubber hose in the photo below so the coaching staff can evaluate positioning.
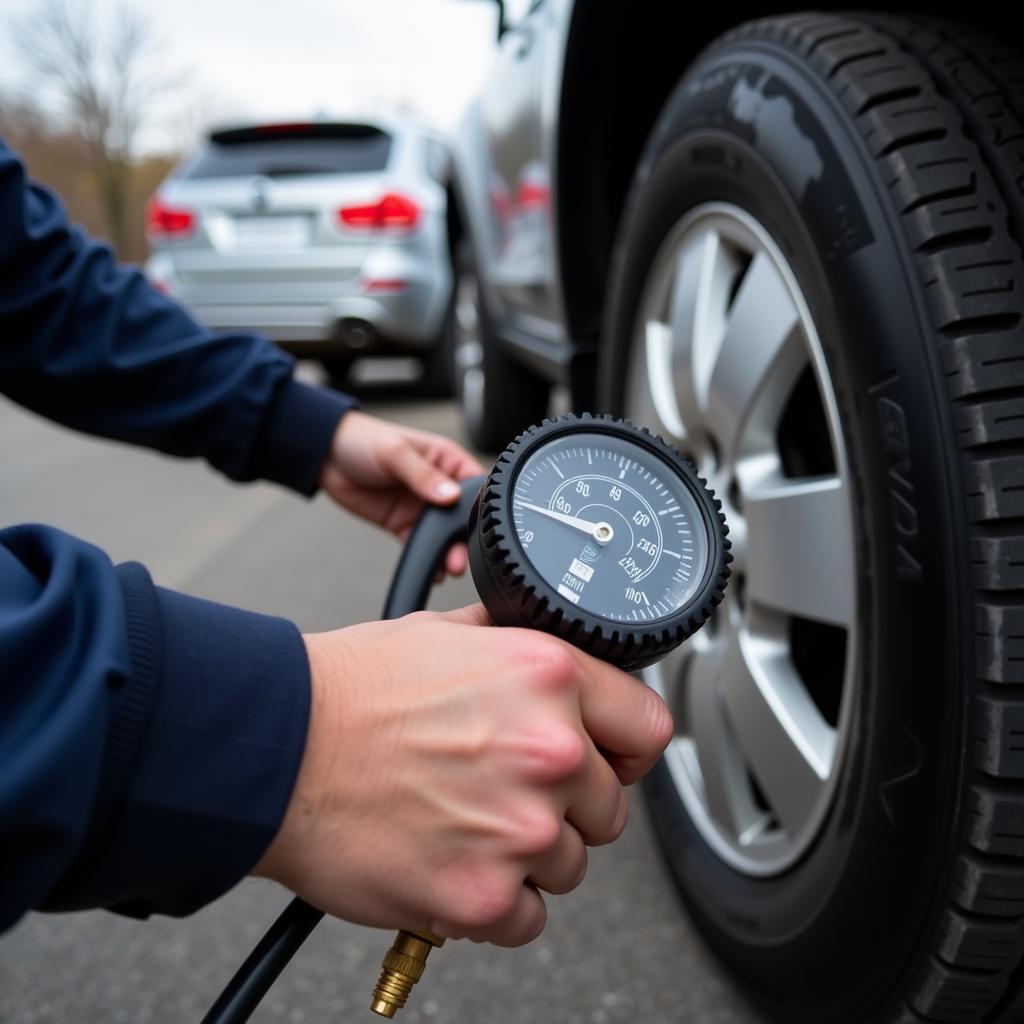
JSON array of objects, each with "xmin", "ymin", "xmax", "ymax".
[
  {"xmin": 201, "ymin": 477, "xmax": 484, "ymax": 1024},
  {"xmin": 199, "ymin": 898, "xmax": 322, "ymax": 1023},
  {"xmin": 382, "ymin": 477, "xmax": 483, "ymax": 620}
]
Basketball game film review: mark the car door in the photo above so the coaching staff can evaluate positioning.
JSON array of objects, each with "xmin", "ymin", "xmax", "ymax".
[{"xmin": 477, "ymin": 0, "xmax": 565, "ymax": 332}]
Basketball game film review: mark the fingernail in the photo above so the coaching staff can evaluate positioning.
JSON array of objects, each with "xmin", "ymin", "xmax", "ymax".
[
  {"xmin": 614, "ymin": 794, "xmax": 630, "ymax": 835},
  {"xmin": 436, "ymin": 480, "xmax": 460, "ymax": 499}
]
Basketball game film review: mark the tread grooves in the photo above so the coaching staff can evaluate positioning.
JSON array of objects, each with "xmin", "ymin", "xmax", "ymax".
[
  {"xmin": 878, "ymin": 126, "xmax": 949, "ymax": 156},
  {"xmin": 916, "ymin": 226, "xmax": 994, "ymax": 253},
  {"xmin": 678, "ymin": 12, "xmax": 1024, "ymax": 1023},
  {"xmin": 901, "ymin": 178, "xmax": 978, "ymax": 214},
  {"xmin": 937, "ymin": 312, "xmax": 1022, "ymax": 336},
  {"xmin": 807, "ymin": 26, "xmax": 864, "ymax": 58},
  {"xmin": 859, "ymin": 86, "xmax": 925, "ymax": 115}
]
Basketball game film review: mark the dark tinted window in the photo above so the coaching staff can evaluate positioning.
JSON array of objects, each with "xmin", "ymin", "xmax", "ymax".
[{"xmin": 182, "ymin": 128, "xmax": 392, "ymax": 180}]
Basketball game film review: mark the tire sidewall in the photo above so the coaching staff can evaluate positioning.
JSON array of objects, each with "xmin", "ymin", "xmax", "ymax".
[
  {"xmin": 601, "ymin": 41, "xmax": 967, "ymax": 1018},
  {"xmin": 420, "ymin": 287, "xmax": 456, "ymax": 398}
]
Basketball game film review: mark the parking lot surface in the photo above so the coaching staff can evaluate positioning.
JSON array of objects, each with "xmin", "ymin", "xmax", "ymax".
[{"xmin": 0, "ymin": 381, "xmax": 765, "ymax": 1024}]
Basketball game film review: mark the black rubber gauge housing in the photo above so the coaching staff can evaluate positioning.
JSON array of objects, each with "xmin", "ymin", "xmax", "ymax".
[{"xmin": 469, "ymin": 414, "xmax": 731, "ymax": 670}]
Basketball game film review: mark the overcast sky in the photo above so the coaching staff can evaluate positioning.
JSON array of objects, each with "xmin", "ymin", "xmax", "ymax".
[{"xmin": 0, "ymin": 0, "xmax": 501, "ymax": 149}]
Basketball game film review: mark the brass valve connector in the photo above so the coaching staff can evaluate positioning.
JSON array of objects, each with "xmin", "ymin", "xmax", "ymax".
[{"xmin": 370, "ymin": 929, "xmax": 445, "ymax": 1018}]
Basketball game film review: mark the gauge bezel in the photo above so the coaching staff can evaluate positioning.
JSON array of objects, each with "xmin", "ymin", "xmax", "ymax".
[{"xmin": 469, "ymin": 414, "xmax": 731, "ymax": 670}]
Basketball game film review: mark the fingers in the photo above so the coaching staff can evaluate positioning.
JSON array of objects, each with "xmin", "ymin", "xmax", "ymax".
[
  {"xmin": 573, "ymin": 650, "xmax": 675, "ymax": 784},
  {"xmin": 457, "ymin": 884, "xmax": 548, "ymax": 948},
  {"xmin": 445, "ymin": 541, "xmax": 469, "ymax": 576},
  {"xmin": 485, "ymin": 628, "xmax": 671, "ymax": 786},
  {"xmin": 382, "ymin": 432, "xmax": 483, "ymax": 508},
  {"xmin": 508, "ymin": 712, "xmax": 627, "ymax": 848},
  {"xmin": 443, "ymin": 619, "xmax": 671, "ymax": 783},
  {"xmin": 433, "ymin": 439, "xmax": 485, "ymax": 481},
  {"xmin": 565, "ymin": 743, "xmax": 630, "ymax": 846},
  {"xmin": 406, "ymin": 430, "xmax": 484, "ymax": 481},
  {"xmin": 383, "ymin": 441, "xmax": 463, "ymax": 505},
  {"xmin": 528, "ymin": 821, "xmax": 588, "ymax": 895}
]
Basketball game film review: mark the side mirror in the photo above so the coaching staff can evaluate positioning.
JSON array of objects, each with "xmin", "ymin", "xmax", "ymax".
[{"xmin": 458, "ymin": 0, "xmax": 508, "ymax": 43}]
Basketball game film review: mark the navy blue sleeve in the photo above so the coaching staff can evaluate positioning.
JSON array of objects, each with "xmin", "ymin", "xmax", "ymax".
[
  {"xmin": 0, "ymin": 135, "xmax": 355, "ymax": 496},
  {"xmin": 0, "ymin": 525, "xmax": 311, "ymax": 929},
  {"xmin": 0, "ymin": 135, "xmax": 343, "ymax": 929}
]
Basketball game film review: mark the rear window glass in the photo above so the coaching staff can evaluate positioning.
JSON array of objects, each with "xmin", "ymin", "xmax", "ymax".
[{"xmin": 182, "ymin": 130, "xmax": 392, "ymax": 180}]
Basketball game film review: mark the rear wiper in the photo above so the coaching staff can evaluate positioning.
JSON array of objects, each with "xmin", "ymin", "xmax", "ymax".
[{"xmin": 260, "ymin": 167, "xmax": 334, "ymax": 177}]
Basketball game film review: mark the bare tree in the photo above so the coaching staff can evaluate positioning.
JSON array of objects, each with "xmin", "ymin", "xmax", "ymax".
[{"xmin": 13, "ymin": 0, "xmax": 176, "ymax": 253}]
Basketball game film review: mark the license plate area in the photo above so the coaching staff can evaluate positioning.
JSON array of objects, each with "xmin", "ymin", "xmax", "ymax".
[{"xmin": 230, "ymin": 214, "xmax": 312, "ymax": 250}]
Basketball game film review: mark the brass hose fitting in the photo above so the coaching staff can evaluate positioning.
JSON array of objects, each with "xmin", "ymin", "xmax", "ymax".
[{"xmin": 370, "ymin": 930, "xmax": 445, "ymax": 1018}]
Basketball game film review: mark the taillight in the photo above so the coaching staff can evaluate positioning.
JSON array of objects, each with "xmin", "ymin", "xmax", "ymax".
[
  {"xmin": 147, "ymin": 197, "xmax": 195, "ymax": 238},
  {"xmin": 516, "ymin": 179, "xmax": 549, "ymax": 210},
  {"xmin": 361, "ymin": 277, "xmax": 408, "ymax": 293},
  {"xmin": 339, "ymin": 193, "xmax": 420, "ymax": 232}
]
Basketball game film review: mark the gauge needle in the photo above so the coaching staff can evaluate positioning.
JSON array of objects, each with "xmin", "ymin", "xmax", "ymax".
[{"xmin": 515, "ymin": 500, "xmax": 614, "ymax": 544}]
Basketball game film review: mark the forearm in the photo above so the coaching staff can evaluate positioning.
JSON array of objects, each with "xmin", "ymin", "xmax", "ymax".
[
  {"xmin": 0, "ymin": 138, "xmax": 355, "ymax": 495},
  {"xmin": 0, "ymin": 525, "xmax": 311, "ymax": 930}
]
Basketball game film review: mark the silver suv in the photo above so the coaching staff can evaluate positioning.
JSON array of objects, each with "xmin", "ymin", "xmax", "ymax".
[{"xmin": 146, "ymin": 119, "xmax": 453, "ymax": 392}]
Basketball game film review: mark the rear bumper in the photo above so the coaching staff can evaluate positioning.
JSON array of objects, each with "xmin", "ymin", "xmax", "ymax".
[
  {"xmin": 146, "ymin": 247, "xmax": 451, "ymax": 352},
  {"xmin": 182, "ymin": 290, "xmax": 441, "ymax": 349}
]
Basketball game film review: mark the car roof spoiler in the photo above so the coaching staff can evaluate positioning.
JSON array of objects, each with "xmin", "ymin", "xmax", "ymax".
[{"xmin": 209, "ymin": 122, "xmax": 387, "ymax": 145}]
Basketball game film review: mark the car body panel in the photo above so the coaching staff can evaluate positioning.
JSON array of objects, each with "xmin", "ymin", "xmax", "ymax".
[
  {"xmin": 454, "ymin": 1, "xmax": 573, "ymax": 348},
  {"xmin": 451, "ymin": 0, "xmax": 1010, "ymax": 399}
]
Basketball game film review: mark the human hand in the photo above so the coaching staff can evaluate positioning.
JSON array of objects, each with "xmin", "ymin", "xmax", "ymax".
[
  {"xmin": 318, "ymin": 411, "xmax": 484, "ymax": 577},
  {"xmin": 253, "ymin": 604, "xmax": 673, "ymax": 947}
]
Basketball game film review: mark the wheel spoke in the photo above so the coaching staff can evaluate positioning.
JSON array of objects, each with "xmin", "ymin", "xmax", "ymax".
[
  {"xmin": 704, "ymin": 251, "xmax": 805, "ymax": 461},
  {"xmin": 685, "ymin": 640, "xmax": 761, "ymax": 837},
  {"xmin": 666, "ymin": 229, "xmax": 742, "ymax": 435},
  {"xmin": 627, "ymin": 319, "xmax": 686, "ymax": 442},
  {"xmin": 719, "ymin": 627, "xmax": 835, "ymax": 837},
  {"xmin": 644, "ymin": 635, "xmax": 687, "ymax": 705},
  {"xmin": 625, "ymin": 202, "xmax": 858, "ymax": 873},
  {"xmin": 743, "ymin": 472, "xmax": 854, "ymax": 627}
]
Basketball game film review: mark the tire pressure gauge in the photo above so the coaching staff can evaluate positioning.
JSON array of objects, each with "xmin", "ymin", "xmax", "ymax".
[
  {"xmin": 469, "ymin": 414, "xmax": 731, "ymax": 670},
  {"xmin": 368, "ymin": 416, "xmax": 732, "ymax": 1019}
]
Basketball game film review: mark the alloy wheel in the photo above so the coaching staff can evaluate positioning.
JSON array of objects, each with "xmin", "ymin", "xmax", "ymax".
[{"xmin": 626, "ymin": 202, "xmax": 857, "ymax": 875}]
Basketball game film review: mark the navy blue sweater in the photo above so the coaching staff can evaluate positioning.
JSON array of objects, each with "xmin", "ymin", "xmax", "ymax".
[{"xmin": 0, "ymin": 137, "xmax": 356, "ymax": 930}]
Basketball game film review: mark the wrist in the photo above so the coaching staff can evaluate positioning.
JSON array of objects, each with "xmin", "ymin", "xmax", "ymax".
[
  {"xmin": 253, "ymin": 632, "xmax": 337, "ymax": 885},
  {"xmin": 317, "ymin": 409, "xmax": 362, "ymax": 490}
]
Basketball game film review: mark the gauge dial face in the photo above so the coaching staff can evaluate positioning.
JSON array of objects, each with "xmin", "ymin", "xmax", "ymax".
[{"xmin": 511, "ymin": 431, "xmax": 711, "ymax": 623}]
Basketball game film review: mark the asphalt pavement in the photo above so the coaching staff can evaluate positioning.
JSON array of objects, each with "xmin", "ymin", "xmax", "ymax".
[{"xmin": 0, "ymin": 376, "xmax": 766, "ymax": 1024}]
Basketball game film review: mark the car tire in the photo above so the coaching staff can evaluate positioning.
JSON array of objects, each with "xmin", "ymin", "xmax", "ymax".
[
  {"xmin": 420, "ymin": 290, "xmax": 456, "ymax": 398},
  {"xmin": 452, "ymin": 239, "xmax": 550, "ymax": 452},
  {"xmin": 599, "ymin": 14, "xmax": 1024, "ymax": 1024}
]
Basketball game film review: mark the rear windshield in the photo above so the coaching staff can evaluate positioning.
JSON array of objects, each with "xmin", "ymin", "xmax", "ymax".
[{"xmin": 182, "ymin": 128, "xmax": 392, "ymax": 180}]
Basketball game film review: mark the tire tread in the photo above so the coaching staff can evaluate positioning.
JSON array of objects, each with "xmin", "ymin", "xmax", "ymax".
[{"xmin": 722, "ymin": 12, "xmax": 1024, "ymax": 1022}]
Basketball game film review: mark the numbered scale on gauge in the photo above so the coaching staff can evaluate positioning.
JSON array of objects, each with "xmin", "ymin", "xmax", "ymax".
[{"xmin": 469, "ymin": 415, "xmax": 731, "ymax": 670}]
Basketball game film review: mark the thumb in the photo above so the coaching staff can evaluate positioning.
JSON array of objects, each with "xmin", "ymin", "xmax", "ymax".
[
  {"xmin": 384, "ymin": 442, "xmax": 462, "ymax": 505},
  {"xmin": 441, "ymin": 603, "xmax": 493, "ymax": 627}
]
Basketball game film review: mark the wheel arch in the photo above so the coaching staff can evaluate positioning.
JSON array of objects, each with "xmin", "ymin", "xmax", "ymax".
[{"xmin": 554, "ymin": 1, "xmax": 1010, "ymax": 360}]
